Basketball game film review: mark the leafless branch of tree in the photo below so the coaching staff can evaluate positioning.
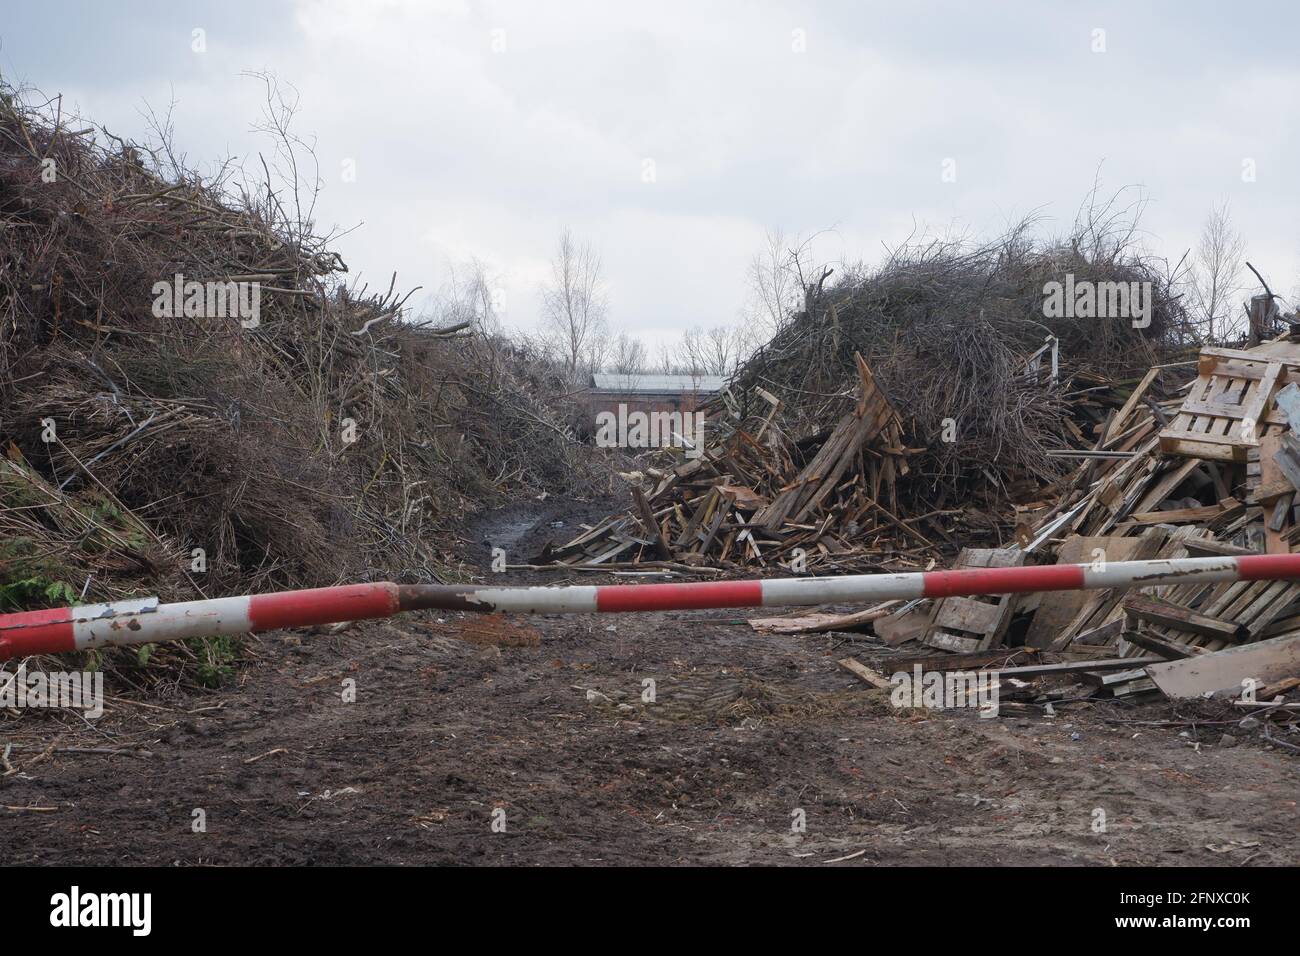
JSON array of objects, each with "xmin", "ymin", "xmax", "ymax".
[
  {"xmin": 1189, "ymin": 200, "xmax": 1247, "ymax": 342},
  {"xmin": 677, "ymin": 325, "xmax": 745, "ymax": 376},
  {"xmin": 607, "ymin": 330, "xmax": 648, "ymax": 382},
  {"xmin": 541, "ymin": 227, "xmax": 608, "ymax": 380},
  {"xmin": 746, "ymin": 227, "xmax": 799, "ymax": 338}
]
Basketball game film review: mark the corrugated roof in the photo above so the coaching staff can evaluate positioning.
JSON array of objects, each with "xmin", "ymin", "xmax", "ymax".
[{"xmin": 590, "ymin": 373, "xmax": 726, "ymax": 393}]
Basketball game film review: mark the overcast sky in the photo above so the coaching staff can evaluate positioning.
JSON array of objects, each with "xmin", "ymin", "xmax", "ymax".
[{"xmin": 2, "ymin": 1, "xmax": 1298, "ymax": 350}]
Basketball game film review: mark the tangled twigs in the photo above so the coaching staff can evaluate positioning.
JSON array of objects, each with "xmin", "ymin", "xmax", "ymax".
[{"xmin": 0, "ymin": 77, "xmax": 589, "ymax": 623}]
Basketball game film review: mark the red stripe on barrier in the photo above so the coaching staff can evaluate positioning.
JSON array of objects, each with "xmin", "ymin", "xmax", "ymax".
[
  {"xmin": 1235, "ymin": 553, "xmax": 1300, "ymax": 581},
  {"xmin": 248, "ymin": 583, "xmax": 399, "ymax": 631},
  {"xmin": 922, "ymin": 563, "xmax": 1085, "ymax": 599},
  {"xmin": 0, "ymin": 606, "xmax": 77, "ymax": 659},
  {"xmin": 596, "ymin": 580, "xmax": 763, "ymax": 612}
]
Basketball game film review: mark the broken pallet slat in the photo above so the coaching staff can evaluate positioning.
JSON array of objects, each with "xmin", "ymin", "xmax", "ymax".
[
  {"xmin": 837, "ymin": 657, "xmax": 893, "ymax": 689},
  {"xmin": 1121, "ymin": 593, "xmax": 1247, "ymax": 642},
  {"xmin": 993, "ymin": 657, "xmax": 1164, "ymax": 678}
]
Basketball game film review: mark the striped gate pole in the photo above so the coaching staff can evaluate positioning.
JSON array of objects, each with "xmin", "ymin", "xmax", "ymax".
[{"xmin": 3, "ymin": 553, "xmax": 1300, "ymax": 663}]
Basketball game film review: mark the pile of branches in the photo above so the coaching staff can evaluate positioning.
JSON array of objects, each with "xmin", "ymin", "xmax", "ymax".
[
  {"xmin": 730, "ymin": 216, "xmax": 1191, "ymax": 516},
  {"xmin": 0, "ymin": 78, "xmax": 587, "ymax": 611}
]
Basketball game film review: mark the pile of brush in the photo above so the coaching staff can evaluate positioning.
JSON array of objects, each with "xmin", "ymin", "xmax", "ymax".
[
  {"xmin": 0, "ymin": 78, "xmax": 587, "ymax": 617},
  {"xmin": 729, "ymin": 217, "xmax": 1193, "ymax": 520}
]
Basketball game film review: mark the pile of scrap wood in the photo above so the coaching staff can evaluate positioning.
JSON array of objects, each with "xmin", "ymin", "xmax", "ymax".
[
  {"xmin": 535, "ymin": 354, "xmax": 938, "ymax": 574},
  {"xmin": 836, "ymin": 332, "xmax": 1300, "ymax": 717},
  {"xmin": 537, "ymin": 344, "xmax": 1178, "ymax": 574}
]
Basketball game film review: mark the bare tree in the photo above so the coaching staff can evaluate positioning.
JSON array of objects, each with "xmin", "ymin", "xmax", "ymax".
[
  {"xmin": 439, "ymin": 257, "xmax": 502, "ymax": 334},
  {"xmin": 746, "ymin": 227, "xmax": 799, "ymax": 337},
  {"xmin": 678, "ymin": 325, "xmax": 744, "ymax": 376},
  {"xmin": 654, "ymin": 341, "xmax": 679, "ymax": 375},
  {"xmin": 1190, "ymin": 200, "xmax": 1247, "ymax": 343},
  {"xmin": 541, "ymin": 228, "xmax": 608, "ymax": 379},
  {"xmin": 607, "ymin": 331, "xmax": 648, "ymax": 374},
  {"xmin": 241, "ymin": 71, "xmax": 322, "ymax": 248},
  {"xmin": 1070, "ymin": 169, "xmax": 1149, "ymax": 266}
]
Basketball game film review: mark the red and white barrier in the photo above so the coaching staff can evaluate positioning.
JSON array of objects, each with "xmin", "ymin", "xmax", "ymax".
[
  {"xmin": 0, "ymin": 583, "xmax": 399, "ymax": 662},
  {"xmin": 423, "ymin": 552, "xmax": 1300, "ymax": 613},
  {"xmin": 3, "ymin": 553, "xmax": 1300, "ymax": 662}
]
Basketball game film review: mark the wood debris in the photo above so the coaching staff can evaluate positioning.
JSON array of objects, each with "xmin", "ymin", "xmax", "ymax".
[
  {"xmin": 882, "ymin": 333, "xmax": 1300, "ymax": 709},
  {"xmin": 539, "ymin": 353, "xmax": 926, "ymax": 573}
]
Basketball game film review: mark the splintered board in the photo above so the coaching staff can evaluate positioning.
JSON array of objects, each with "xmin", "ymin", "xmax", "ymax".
[{"xmin": 1159, "ymin": 345, "xmax": 1300, "ymax": 462}]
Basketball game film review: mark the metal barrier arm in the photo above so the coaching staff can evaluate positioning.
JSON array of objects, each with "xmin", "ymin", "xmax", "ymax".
[{"xmin": 3, "ymin": 553, "xmax": 1299, "ymax": 662}]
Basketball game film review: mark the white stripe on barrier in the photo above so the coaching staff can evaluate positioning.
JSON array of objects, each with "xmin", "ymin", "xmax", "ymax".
[
  {"xmin": 73, "ymin": 596, "xmax": 252, "ymax": 651},
  {"xmin": 1080, "ymin": 556, "xmax": 1240, "ymax": 590},
  {"xmin": 760, "ymin": 574, "xmax": 926, "ymax": 606},
  {"xmin": 461, "ymin": 586, "xmax": 599, "ymax": 614}
]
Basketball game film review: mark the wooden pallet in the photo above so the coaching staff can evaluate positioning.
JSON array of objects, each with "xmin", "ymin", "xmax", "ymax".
[
  {"xmin": 1044, "ymin": 527, "xmax": 1300, "ymax": 658},
  {"xmin": 921, "ymin": 548, "xmax": 1023, "ymax": 652},
  {"xmin": 1158, "ymin": 345, "xmax": 1300, "ymax": 463}
]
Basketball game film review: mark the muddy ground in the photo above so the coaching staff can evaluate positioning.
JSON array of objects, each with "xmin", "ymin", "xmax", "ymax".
[{"xmin": 1, "ymin": 499, "xmax": 1297, "ymax": 866}]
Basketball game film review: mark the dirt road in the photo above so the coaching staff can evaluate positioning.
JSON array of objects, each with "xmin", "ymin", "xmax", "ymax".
[{"xmin": 2, "ymin": 504, "xmax": 1296, "ymax": 866}]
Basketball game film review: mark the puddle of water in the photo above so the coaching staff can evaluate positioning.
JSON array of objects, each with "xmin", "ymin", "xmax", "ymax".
[{"xmin": 478, "ymin": 515, "xmax": 544, "ymax": 550}]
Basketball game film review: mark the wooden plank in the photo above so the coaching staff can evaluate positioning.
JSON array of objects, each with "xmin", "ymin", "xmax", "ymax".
[
  {"xmin": 1109, "ymin": 677, "xmax": 1160, "ymax": 697},
  {"xmin": 1146, "ymin": 633, "xmax": 1300, "ymax": 699},
  {"xmin": 1182, "ymin": 538, "xmax": 1259, "ymax": 558},
  {"xmin": 837, "ymin": 657, "xmax": 893, "ymax": 689},
  {"xmin": 1236, "ymin": 361, "xmax": 1284, "ymax": 438},
  {"xmin": 993, "ymin": 657, "xmax": 1164, "ymax": 678},
  {"xmin": 923, "ymin": 631, "xmax": 983, "ymax": 654},
  {"xmin": 674, "ymin": 487, "xmax": 717, "ymax": 547},
  {"xmin": 1131, "ymin": 457, "xmax": 1203, "ymax": 515},
  {"xmin": 1256, "ymin": 675, "xmax": 1300, "ymax": 699},
  {"xmin": 1104, "ymin": 368, "xmax": 1160, "ymax": 443},
  {"xmin": 631, "ymin": 485, "xmax": 673, "ymax": 560},
  {"xmin": 1199, "ymin": 345, "xmax": 1300, "ymax": 365},
  {"xmin": 922, "ymin": 548, "xmax": 1024, "ymax": 651},
  {"xmin": 884, "ymin": 648, "xmax": 1038, "ymax": 673},
  {"xmin": 873, "ymin": 606, "xmax": 930, "ymax": 646},
  {"xmin": 1127, "ymin": 504, "xmax": 1230, "ymax": 525},
  {"xmin": 1121, "ymin": 594, "xmax": 1246, "ymax": 642},
  {"xmin": 1083, "ymin": 666, "xmax": 1152, "ymax": 687},
  {"xmin": 1192, "ymin": 358, "xmax": 1299, "ymax": 383},
  {"xmin": 1073, "ymin": 619, "xmax": 1126, "ymax": 646},
  {"xmin": 1048, "ymin": 528, "xmax": 1171, "ymax": 652},
  {"xmin": 1123, "ymin": 628, "xmax": 1205, "ymax": 660},
  {"xmin": 748, "ymin": 602, "xmax": 898, "ymax": 635},
  {"xmin": 1174, "ymin": 397, "xmax": 1275, "ymax": 420},
  {"xmin": 1273, "ymin": 434, "xmax": 1300, "ymax": 492},
  {"xmin": 933, "ymin": 597, "xmax": 1002, "ymax": 635},
  {"xmin": 1257, "ymin": 433, "xmax": 1291, "ymax": 544},
  {"xmin": 1268, "ymin": 493, "xmax": 1294, "ymax": 532},
  {"xmin": 1157, "ymin": 436, "xmax": 1246, "ymax": 463},
  {"xmin": 1158, "ymin": 428, "xmax": 1253, "ymax": 449}
]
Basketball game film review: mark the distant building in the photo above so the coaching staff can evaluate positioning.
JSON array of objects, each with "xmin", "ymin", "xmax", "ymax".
[{"xmin": 587, "ymin": 372, "xmax": 726, "ymax": 420}]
